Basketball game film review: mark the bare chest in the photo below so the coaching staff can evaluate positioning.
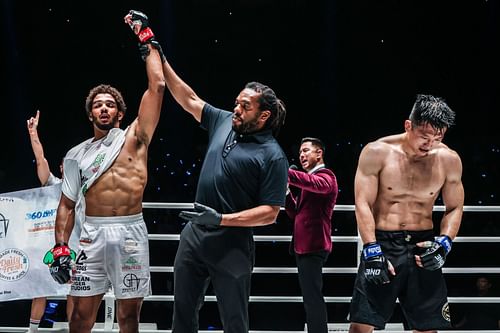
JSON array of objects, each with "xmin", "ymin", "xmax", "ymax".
[{"xmin": 379, "ymin": 157, "xmax": 445, "ymax": 200}]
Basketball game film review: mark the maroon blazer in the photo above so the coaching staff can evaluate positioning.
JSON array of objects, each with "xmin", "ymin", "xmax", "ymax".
[{"xmin": 285, "ymin": 167, "xmax": 338, "ymax": 254}]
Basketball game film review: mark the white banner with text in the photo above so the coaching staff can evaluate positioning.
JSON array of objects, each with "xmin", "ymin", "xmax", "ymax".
[{"xmin": 0, "ymin": 184, "xmax": 72, "ymax": 301}]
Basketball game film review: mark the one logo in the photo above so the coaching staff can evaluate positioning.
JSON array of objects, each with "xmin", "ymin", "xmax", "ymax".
[
  {"xmin": 106, "ymin": 305, "xmax": 113, "ymax": 320},
  {"xmin": 0, "ymin": 213, "xmax": 9, "ymax": 239},
  {"xmin": 123, "ymin": 273, "xmax": 140, "ymax": 290},
  {"xmin": 435, "ymin": 254, "xmax": 445, "ymax": 268},
  {"xmin": 364, "ymin": 268, "xmax": 381, "ymax": 276},
  {"xmin": 0, "ymin": 248, "xmax": 29, "ymax": 281},
  {"xmin": 442, "ymin": 302, "xmax": 450, "ymax": 321}
]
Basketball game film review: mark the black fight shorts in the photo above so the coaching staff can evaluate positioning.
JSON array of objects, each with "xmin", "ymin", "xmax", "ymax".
[{"xmin": 348, "ymin": 230, "xmax": 451, "ymax": 331}]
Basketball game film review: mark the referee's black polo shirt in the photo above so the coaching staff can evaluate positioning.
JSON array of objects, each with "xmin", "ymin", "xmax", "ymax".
[{"xmin": 195, "ymin": 103, "xmax": 288, "ymax": 215}]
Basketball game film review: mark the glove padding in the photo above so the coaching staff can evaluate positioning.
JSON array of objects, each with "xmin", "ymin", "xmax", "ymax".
[
  {"xmin": 43, "ymin": 243, "xmax": 76, "ymax": 284},
  {"xmin": 362, "ymin": 242, "xmax": 392, "ymax": 285},
  {"xmin": 179, "ymin": 202, "xmax": 222, "ymax": 226},
  {"xmin": 419, "ymin": 235, "xmax": 452, "ymax": 271},
  {"xmin": 125, "ymin": 10, "xmax": 155, "ymax": 43}
]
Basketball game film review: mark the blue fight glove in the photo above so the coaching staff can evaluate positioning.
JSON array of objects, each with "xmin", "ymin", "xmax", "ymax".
[
  {"xmin": 362, "ymin": 242, "xmax": 392, "ymax": 285},
  {"xmin": 420, "ymin": 235, "xmax": 452, "ymax": 271}
]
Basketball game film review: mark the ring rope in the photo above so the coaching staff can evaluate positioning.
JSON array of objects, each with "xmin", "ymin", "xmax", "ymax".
[{"xmin": 142, "ymin": 202, "xmax": 500, "ymax": 212}]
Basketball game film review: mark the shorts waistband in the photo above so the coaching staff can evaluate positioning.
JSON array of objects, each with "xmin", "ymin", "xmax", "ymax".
[
  {"xmin": 375, "ymin": 229, "xmax": 434, "ymax": 242},
  {"xmin": 85, "ymin": 213, "xmax": 143, "ymax": 224}
]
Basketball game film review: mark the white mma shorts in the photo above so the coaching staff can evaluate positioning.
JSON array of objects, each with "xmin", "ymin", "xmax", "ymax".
[{"xmin": 70, "ymin": 213, "xmax": 151, "ymax": 299}]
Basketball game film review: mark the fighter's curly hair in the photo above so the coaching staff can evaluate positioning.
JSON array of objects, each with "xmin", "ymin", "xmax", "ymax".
[
  {"xmin": 245, "ymin": 82, "xmax": 286, "ymax": 137},
  {"xmin": 409, "ymin": 94, "xmax": 455, "ymax": 130},
  {"xmin": 85, "ymin": 84, "xmax": 127, "ymax": 117}
]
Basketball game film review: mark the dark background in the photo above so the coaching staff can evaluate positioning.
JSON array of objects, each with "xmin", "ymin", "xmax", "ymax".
[{"xmin": 1, "ymin": 0, "xmax": 500, "ymax": 330}]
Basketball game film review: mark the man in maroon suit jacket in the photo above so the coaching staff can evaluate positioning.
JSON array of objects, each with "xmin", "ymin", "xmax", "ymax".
[{"xmin": 285, "ymin": 137, "xmax": 338, "ymax": 333}]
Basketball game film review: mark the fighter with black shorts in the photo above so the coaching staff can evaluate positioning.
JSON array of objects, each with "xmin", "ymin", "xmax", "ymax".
[{"xmin": 348, "ymin": 95, "xmax": 464, "ymax": 333}]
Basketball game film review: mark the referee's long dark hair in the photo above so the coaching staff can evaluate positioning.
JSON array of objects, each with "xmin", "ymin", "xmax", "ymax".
[{"xmin": 246, "ymin": 82, "xmax": 286, "ymax": 137}]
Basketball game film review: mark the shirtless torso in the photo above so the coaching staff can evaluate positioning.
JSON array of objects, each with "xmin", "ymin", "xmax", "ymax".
[
  {"xmin": 349, "ymin": 98, "xmax": 464, "ymax": 333},
  {"xmin": 355, "ymin": 126, "xmax": 464, "ymax": 244},
  {"xmin": 85, "ymin": 119, "xmax": 148, "ymax": 217}
]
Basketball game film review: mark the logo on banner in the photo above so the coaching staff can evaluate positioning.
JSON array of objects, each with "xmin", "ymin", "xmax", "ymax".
[
  {"xmin": 0, "ymin": 213, "xmax": 9, "ymax": 238},
  {"xmin": 0, "ymin": 248, "xmax": 29, "ymax": 281}
]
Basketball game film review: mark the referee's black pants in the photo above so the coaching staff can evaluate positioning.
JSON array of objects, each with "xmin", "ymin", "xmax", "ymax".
[
  {"xmin": 173, "ymin": 223, "xmax": 254, "ymax": 333},
  {"xmin": 295, "ymin": 250, "xmax": 329, "ymax": 333}
]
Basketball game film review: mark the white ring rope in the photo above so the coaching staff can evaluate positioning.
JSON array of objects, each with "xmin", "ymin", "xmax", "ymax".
[
  {"xmin": 142, "ymin": 202, "xmax": 500, "ymax": 212},
  {"xmin": 149, "ymin": 266, "xmax": 500, "ymax": 274},
  {"xmin": 149, "ymin": 234, "xmax": 500, "ymax": 243},
  {"xmin": 44, "ymin": 294, "xmax": 500, "ymax": 304}
]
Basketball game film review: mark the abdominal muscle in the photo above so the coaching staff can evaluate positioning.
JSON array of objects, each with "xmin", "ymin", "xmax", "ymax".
[
  {"xmin": 373, "ymin": 195, "xmax": 437, "ymax": 231},
  {"xmin": 84, "ymin": 143, "xmax": 147, "ymax": 217}
]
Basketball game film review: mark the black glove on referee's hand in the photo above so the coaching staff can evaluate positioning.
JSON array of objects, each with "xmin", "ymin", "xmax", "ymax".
[
  {"xmin": 362, "ymin": 242, "xmax": 393, "ymax": 285},
  {"xmin": 179, "ymin": 202, "xmax": 222, "ymax": 226}
]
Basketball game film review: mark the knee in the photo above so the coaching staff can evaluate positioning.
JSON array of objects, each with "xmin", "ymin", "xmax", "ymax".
[
  {"xmin": 69, "ymin": 314, "xmax": 94, "ymax": 332},
  {"xmin": 116, "ymin": 312, "xmax": 140, "ymax": 332},
  {"xmin": 116, "ymin": 306, "xmax": 140, "ymax": 327},
  {"xmin": 116, "ymin": 311, "xmax": 140, "ymax": 324}
]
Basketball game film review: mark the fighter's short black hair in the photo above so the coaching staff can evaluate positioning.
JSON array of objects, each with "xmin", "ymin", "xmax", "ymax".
[{"xmin": 409, "ymin": 94, "xmax": 455, "ymax": 130}]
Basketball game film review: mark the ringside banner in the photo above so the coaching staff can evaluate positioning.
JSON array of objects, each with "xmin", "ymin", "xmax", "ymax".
[{"xmin": 0, "ymin": 184, "xmax": 72, "ymax": 301}]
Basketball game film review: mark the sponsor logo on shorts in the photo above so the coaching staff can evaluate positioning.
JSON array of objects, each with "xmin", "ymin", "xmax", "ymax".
[
  {"xmin": 79, "ymin": 237, "xmax": 92, "ymax": 245},
  {"xmin": 122, "ymin": 273, "xmax": 141, "ymax": 293},
  {"xmin": 0, "ymin": 248, "xmax": 29, "ymax": 281},
  {"xmin": 442, "ymin": 302, "xmax": 450, "ymax": 322},
  {"xmin": 71, "ymin": 275, "xmax": 91, "ymax": 291},
  {"xmin": 123, "ymin": 238, "xmax": 139, "ymax": 253},
  {"xmin": 75, "ymin": 251, "xmax": 88, "ymax": 265},
  {"xmin": 122, "ymin": 257, "xmax": 142, "ymax": 271},
  {"xmin": 75, "ymin": 251, "xmax": 88, "ymax": 272},
  {"xmin": 0, "ymin": 213, "xmax": 9, "ymax": 239}
]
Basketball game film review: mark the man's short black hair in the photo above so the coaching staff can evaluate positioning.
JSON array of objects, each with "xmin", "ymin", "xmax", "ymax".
[
  {"xmin": 301, "ymin": 137, "xmax": 326, "ymax": 154},
  {"xmin": 409, "ymin": 94, "xmax": 455, "ymax": 130}
]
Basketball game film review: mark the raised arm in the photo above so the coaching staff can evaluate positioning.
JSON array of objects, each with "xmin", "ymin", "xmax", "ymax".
[
  {"xmin": 135, "ymin": 43, "xmax": 165, "ymax": 144},
  {"xmin": 124, "ymin": 10, "xmax": 204, "ymax": 122},
  {"xmin": 27, "ymin": 110, "xmax": 51, "ymax": 185},
  {"xmin": 161, "ymin": 58, "xmax": 206, "ymax": 122},
  {"xmin": 354, "ymin": 143, "xmax": 383, "ymax": 244},
  {"xmin": 439, "ymin": 150, "xmax": 464, "ymax": 239},
  {"xmin": 124, "ymin": 10, "xmax": 166, "ymax": 145}
]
